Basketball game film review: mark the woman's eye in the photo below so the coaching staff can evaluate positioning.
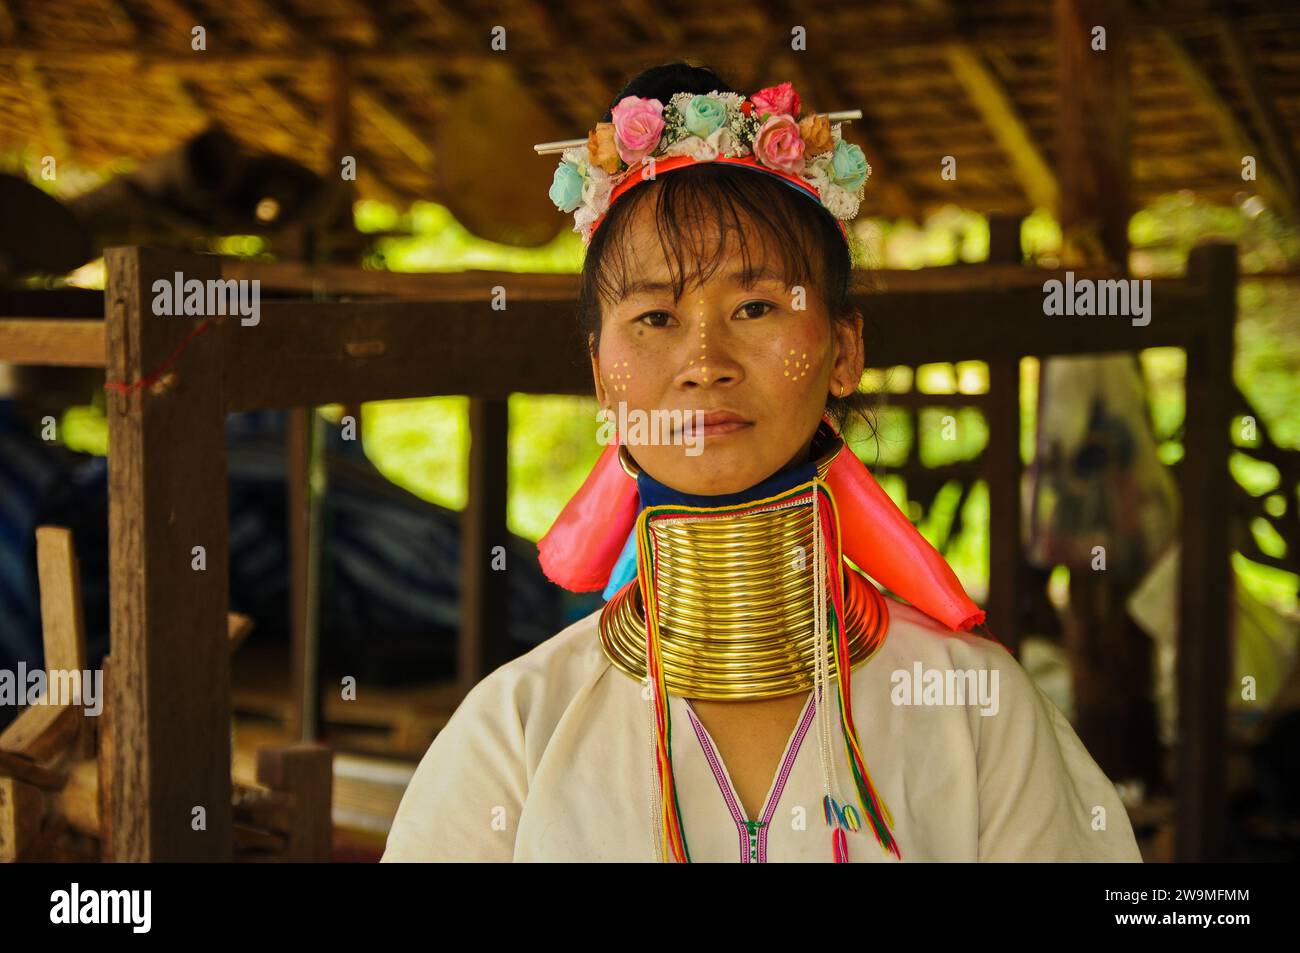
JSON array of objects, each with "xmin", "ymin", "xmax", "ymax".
[
  {"xmin": 636, "ymin": 310, "xmax": 674, "ymax": 328},
  {"xmin": 737, "ymin": 301, "xmax": 775, "ymax": 319}
]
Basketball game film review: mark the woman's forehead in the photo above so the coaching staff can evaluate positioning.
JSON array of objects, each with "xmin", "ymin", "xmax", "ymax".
[
  {"xmin": 619, "ymin": 262, "xmax": 790, "ymax": 301},
  {"xmin": 613, "ymin": 212, "xmax": 795, "ymax": 296}
]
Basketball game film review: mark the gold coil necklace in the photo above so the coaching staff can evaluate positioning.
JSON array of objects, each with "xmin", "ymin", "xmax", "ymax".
[{"xmin": 599, "ymin": 432, "xmax": 889, "ymax": 700}]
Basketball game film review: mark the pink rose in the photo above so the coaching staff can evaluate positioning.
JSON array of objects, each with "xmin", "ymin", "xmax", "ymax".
[
  {"xmin": 752, "ymin": 114, "xmax": 806, "ymax": 174},
  {"xmin": 610, "ymin": 96, "xmax": 665, "ymax": 166},
  {"xmin": 750, "ymin": 82, "xmax": 801, "ymax": 119}
]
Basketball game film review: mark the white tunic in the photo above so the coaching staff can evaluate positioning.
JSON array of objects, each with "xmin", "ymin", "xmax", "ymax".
[{"xmin": 381, "ymin": 598, "xmax": 1143, "ymax": 862}]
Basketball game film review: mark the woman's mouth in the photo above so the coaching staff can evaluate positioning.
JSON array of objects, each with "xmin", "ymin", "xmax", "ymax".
[{"xmin": 683, "ymin": 410, "xmax": 753, "ymax": 438}]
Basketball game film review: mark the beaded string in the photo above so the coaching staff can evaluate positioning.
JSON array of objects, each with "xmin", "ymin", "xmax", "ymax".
[
  {"xmin": 815, "ymin": 480, "xmax": 900, "ymax": 859},
  {"xmin": 637, "ymin": 481, "xmax": 899, "ymax": 862}
]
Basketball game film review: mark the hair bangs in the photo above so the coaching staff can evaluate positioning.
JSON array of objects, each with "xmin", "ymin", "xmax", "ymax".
[{"xmin": 615, "ymin": 166, "xmax": 829, "ymax": 303}]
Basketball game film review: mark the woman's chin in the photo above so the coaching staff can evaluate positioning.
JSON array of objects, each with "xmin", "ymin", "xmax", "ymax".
[{"xmin": 639, "ymin": 448, "xmax": 778, "ymax": 498}]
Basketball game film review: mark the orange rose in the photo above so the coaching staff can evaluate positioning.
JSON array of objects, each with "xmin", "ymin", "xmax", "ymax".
[
  {"xmin": 798, "ymin": 113, "xmax": 834, "ymax": 155},
  {"xmin": 588, "ymin": 122, "xmax": 621, "ymax": 173}
]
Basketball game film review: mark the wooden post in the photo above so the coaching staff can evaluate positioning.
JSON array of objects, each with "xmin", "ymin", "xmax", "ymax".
[
  {"xmin": 0, "ymin": 776, "xmax": 44, "ymax": 862},
  {"xmin": 0, "ymin": 526, "xmax": 88, "ymax": 762},
  {"xmin": 255, "ymin": 744, "xmax": 333, "ymax": 862},
  {"xmin": 1053, "ymin": 0, "xmax": 1162, "ymax": 786},
  {"xmin": 459, "ymin": 398, "xmax": 511, "ymax": 690},
  {"xmin": 97, "ymin": 655, "xmax": 115, "ymax": 860},
  {"xmin": 104, "ymin": 247, "xmax": 232, "ymax": 861},
  {"xmin": 1055, "ymin": 0, "xmax": 1131, "ymax": 266},
  {"xmin": 286, "ymin": 408, "xmax": 324, "ymax": 742},
  {"xmin": 1176, "ymin": 243, "xmax": 1237, "ymax": 861},
  {"xmin": 984, "ymin": 215, "xmax": 1024, "ymax": 655}
]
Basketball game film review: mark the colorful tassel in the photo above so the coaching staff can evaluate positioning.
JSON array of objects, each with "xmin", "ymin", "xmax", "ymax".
[
  {"xmin": 637, "ymin": 509, "xmax": 690, "ymax": 862},
  {"xmin": 815, "ymin": 480, "xmax": 902, "ymax": 860}
]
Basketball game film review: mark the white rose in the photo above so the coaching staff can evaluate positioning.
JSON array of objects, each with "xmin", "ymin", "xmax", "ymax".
[
  {"xmin": 820, "ymin": 182, "xmax": 862, "ymax": 220},
  {"xmin": 665, "ymin": 125, "xmax": 734, "ymax": 162},
  {"xmin": 574, "ymin": 203, "xmax": 601, "ymax": 237},
  {"xmin": 803, "ymin": 160, "xmax": 832, "ymax": 194},
  {"xmin": 582, "ymin": 165, "xmax": 612, "ymax": 211}
]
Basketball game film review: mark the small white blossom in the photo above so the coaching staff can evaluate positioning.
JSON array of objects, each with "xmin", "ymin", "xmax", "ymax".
[
  {"xmin": 820, "ymin": 182, "xmax": 862, "ymax": 219},
  {"xmin": 582, "ymin": 164, "xmax": 612, "ymax": 211},
  {"xmin": 574, "ymin": 203, "xmax": 602, "ymax": 238},
  {"xmin": 664, "ymin": 125, "xmax": 734, "ymax": 162}
]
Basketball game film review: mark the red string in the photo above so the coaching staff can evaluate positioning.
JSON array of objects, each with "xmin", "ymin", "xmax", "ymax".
[{"xmin": 102, "ymin": 318, "xmax": 213, "ymax": 397}]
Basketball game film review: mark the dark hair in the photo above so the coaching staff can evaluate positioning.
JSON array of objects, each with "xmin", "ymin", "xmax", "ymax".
[{"xmin": 576, "ymin": 61, "xmax": 875, "ymax": 431}]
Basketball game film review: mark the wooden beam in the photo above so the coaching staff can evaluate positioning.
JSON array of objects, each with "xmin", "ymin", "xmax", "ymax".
[
  {"xmin": 222, "ymin": 260, "xmax": 580, "ymax": 299},
  {"xmin": 33, "ymin": 526, "xmax": 87, "ymax": 673},
  {"xmin": 167, "ymin": 76, "xmax": 210, "ymax": 125},
  {"xmin": 0, "ymin": 1, "xmax": 17, "ymax": 43},
  {"xmin": 0, "ymin": 749, "xmax": 64, "ymax": 789},
  {"xmin": 230, "ymin": 0, "xmax": 297, "ymax": 48},
  {"xmin": 983, "ymin": 215, "xmax": 1024, "ymax": 656},
  {"xmin": 264, "ymin": 77, "xmax": 410, "ymax": 205},
  {"xmin": 0, "ymin": 319, "xmax": 105, "ymax": 366},
  {"xmin": 1153, "ymin": 26, "xmax": 1295, "ymax": 217},
  {"xmin": 222, "ymin": 259, "xmax": 1145, "ymax": 298},
  {"xmin": 0, "ymin": 526, "xmax": 90, "ymax": 762},
  {"xmin": 220, "ymin": 297, "xmax": 591, "ymax": 410},
  {"xmin": 15, "ymin": 53, "xmax": 71, "ymax": 159},
  {"xmin": 209, "ymin": 278, "xmax": 1215, "ymax": 412},
  {"xmin": 286, "ymin": 408, "xmax": 325, "ymax": 743},
  {"xmin": 328, "ymin": 53, "xmax": 354, "ymax": 178},
  {"xmin": 4, "ymin": 8, "xmax": 1299, "ymax": 70},
  {"xmin": 0, "ymin": 704, "xmax": 80, "ymax": 763},
  {"xmin": 255, "ymin": 744, "xmax": 333, "ymax": 862},
  {"xmin": 353, "ymin": 85, "xmax": 436, "ymax": 172},
  {"xmin": 943, "ymin": 45, "xmax": 1058, "ymax": 211},
  {"xmin": 1055, "ymin": 0, "xmax": 1131, "ymax": 266},
  {"xmin": 25, "ymin": 12, "xmax": 1300, "ymax": 68},
  {"xmin": 262, "ymin": 2, "xmax": 434, "ymax": 179},
  {"xmin": 104, "ymin": 246, "xmax": 232, "ymax": 861},
  {"xmin": 253, "ymin": 77, "xmax": 323, "ymax": 159},
  {"xmin": 1175, "ymin": 242, "xmax": 1237, "ymax": 861},
  {"xmin": 912, "ymin": 0, "xmax": 1059, "ymax": 211},
  {"xmin": 459, "ymin": 398, "xmax": 512, "ymax": 689},
  {"xmin": 1217, "ymin": 15, "xmax": 1300, "ymax": 206},
  {"xmin": 0, "ymin": 776, "xmax": 45, "ymax": 861},
  {"xmin": 415, "ymin": 0, "xmax": 596, "ymax": 134}
]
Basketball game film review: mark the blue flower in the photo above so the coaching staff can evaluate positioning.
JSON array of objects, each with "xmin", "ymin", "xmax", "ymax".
[
  {"xmin": 684, "ymin": 95, "xmax": 727, "ymax": 139},
  {"xmin": 549, "ymin": 161, "xmax": 585, "ymax": 212},
  {"xmin": 829, "ymin": 141, "xmax": 868, "ymax": 191}
]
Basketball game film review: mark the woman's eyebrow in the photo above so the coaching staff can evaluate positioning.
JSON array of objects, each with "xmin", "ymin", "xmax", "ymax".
[{"xmin": 622, "ymin": 268, "xmax": 786, "ymax": 300}]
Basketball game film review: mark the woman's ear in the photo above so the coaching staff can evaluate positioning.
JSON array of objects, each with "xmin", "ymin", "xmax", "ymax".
[
  {"xmin": 589, "ymin": 335, "xmax": 609, "ymax": 407},
  {"xmin": 831, "ymin": 310, "xmax": 865, "ymax": 393}
]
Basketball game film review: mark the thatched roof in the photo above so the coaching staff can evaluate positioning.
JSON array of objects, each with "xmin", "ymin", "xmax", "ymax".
[{"xmin": 2, "ymin": 0, "xmax": 1299, "ymax": 244}]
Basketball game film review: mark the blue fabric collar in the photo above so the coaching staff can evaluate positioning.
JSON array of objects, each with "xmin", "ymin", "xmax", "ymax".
[
  {"xmin": 600, "ymin": 455, "xmax": 819, "ymax": 600},
  {"xmin": 634, "ymin": 457, "xmax": 817, "ymax": 509}
]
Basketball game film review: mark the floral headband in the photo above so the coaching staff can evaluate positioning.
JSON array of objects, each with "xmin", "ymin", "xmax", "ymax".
[{"xmin": 535, "ymin": 82, "xmax": 871, "ymax": 245}]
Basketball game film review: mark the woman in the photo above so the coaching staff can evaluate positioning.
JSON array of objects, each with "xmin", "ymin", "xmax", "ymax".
[{"xmin": 382, "ymin": 62, "xmax": 1142, "ymax": 862}]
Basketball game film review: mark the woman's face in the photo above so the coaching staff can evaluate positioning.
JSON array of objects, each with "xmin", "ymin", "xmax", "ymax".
[{"xmin": 591, "ymin": 201, "xmax": 864, "ymax": 496}]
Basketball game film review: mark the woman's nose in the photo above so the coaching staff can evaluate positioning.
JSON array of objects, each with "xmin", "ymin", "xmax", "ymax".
[{"xmin": 673, "ymin": 319, "xmax": 744, "ymax": 389}]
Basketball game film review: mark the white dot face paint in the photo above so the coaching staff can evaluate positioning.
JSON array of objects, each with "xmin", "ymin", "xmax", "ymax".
[
  {"xmin": 696, "ymin": 300, "xmax": 709, "ymax": 382},
  {"xmin": 608, "ymin": 360, "xmax": 633, "ymax": 392}
]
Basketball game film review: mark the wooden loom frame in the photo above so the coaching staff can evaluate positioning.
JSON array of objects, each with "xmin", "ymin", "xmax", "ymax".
[{"xmin": 0, "ymin": 242, "xmax": 1237, "ymax": 861}]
